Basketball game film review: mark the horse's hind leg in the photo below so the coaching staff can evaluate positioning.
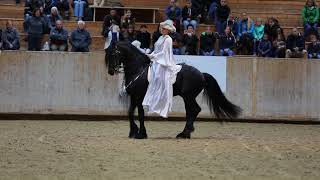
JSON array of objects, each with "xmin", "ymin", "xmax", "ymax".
[
  {"xmin": 177, "ymin": 97, "xmax": 201, "ymax": 139},
  {"xmin": 128, "ymin": 98, "xmax": 139, "ymax": 138},
  {"xmin": 134, "ymin": 103, "xmax": 148, "ymax": 139}
]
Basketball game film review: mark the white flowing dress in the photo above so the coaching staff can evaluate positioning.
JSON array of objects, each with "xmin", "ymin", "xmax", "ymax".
[{"xmin": 142, "ymin": 35, "xmax": 182, "ymax": 118}]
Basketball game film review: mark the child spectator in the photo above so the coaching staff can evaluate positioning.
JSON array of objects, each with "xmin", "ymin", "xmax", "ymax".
[
  {"xmin": 307, "ymin": 34, "xmax": 320, "ymax": 59},
  {"xmin": 257, "ymin": 34, "xmax": 272, "ymax": 57},
  {"xmin": 272, "ymin": 27, "xmax": 286, "ymax": 58},
  {"xmin": 182, "ymin": 0, "xmax": 198, "ymax": 30},
  {"xmin": 182, "ymin": 24, "xmax": 198, "ymax": 55},
  {"xmin": 72, "ymin": 0, "xmax": 88, "ymax": 21},
  {"xmin": 47, "ymin": 7, "xmax": 62, "ymax": 31},
  {"xmin": 253, "ymin": 18, "xmax": 265, "ymax": 55},
  {"xmin": 264, "ymin": 17, "xmax": 280, "ymax": 41},
  {"xmin": 302, "ymin": 0, "xmax": 319, "ymax": 38},
  {"xmin": 70, "ymin": 20, "xmax": 92, "ymax": 52},
  {"xmin": 136, "ymin": 25, "xmax": 151, "ymax": 50},
  {"xmin": 286, "ymin": 28, "xmax": 307, "ymax": 58},
  {"xmin": 200, "ymin": 26, "xmax": 216, "ymax": 56},
  {"xmin": 121, "ymin": 9, "xmax": 135, "ymax": 29},
  {"xmin": 56, "ymin": 0, "xmax": 70, "ymax": 20},
  {"xmin": 219, "ymin": 26, "xmax": 236, "ymax": 56},
  {"xmin": 49, "ymin": 20, "xmax": 68, "ymax": 51},
  {"xmin": 237, "ymin": 12, "xmax": 254, "ymax": 55},
  {"xmin": 215, "ymin": 0, "xmax": 230, "ymax": 34},
  {"xmin": 165, "ymin": 0, "xmax": 182, "ymax": 32},
  {"xmin": 102, "ymin": 9, "xmax": 121, "ymax": 37},
  {"xmin": 2, "ymin": 20, "xmax": 20, "ymax": 50}
]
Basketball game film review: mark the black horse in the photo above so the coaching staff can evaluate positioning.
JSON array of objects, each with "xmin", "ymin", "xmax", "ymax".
[{"xmin": 107, "ymin": 42, "xmax": 242, "ymax": 139}]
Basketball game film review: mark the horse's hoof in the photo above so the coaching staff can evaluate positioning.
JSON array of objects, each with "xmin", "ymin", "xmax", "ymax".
[
  {"xmin": 176, "ymin": 132, "xmax": 191, "ymax": 139},
  {"xmin": 134, "ymin": 130, "xmax": 148, "ymax": 139},
  {"xmin": 129, "ymin": 128, "xmax": 139, "ymax": 138}
]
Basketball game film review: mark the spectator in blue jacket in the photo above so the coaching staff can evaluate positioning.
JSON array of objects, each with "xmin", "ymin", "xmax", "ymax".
[
  {"xmin": 307, "ymin": 34, "xmax": 320, "ymax": 59},
  {"xmin": 215, "ymin": 0, "xmax": 230, "ymax": 34},
  {"xmin": 237, "ymin": 12, "xmax": 254, "ymax": 55},
  {"xmin": 165, "ymin": 0, "xmax": 181, "ymax": 32},
  {"xmin": 257, "ymin": 34, "xmax": 272, "ymax": 57},
  {"xmin": 49, "ymin": 20, "xmax": 68, "ymax": 51},
  {"xmin": 2, "ymin": 20, "xmax": 20, "ymax": 50},
  {"xmin": 47, "ymin": 7, "xmax": 62, "ymax": 31},
  {"xmin": 286, "ymin": 28, "xmax": 307, "ymax": 58},
  {"xmin": 219, "ymin": 26, "xmax": 236, "ymax": 56},
  {"xmin": 70, "ymin": 20, "xmax": 92, "ymax": 52}
]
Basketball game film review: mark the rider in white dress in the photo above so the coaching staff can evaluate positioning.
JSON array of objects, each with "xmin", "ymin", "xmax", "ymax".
[{"xmin": 142, "ymin": 20, "xmax": 182, "ymax": 118}]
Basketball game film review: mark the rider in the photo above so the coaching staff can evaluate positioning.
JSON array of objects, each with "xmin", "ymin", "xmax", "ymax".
[{"xmin": 143, "ymin": 20, "xmax": 182, "ymax": 118}]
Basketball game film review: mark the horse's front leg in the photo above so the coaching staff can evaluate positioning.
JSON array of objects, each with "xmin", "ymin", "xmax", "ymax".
[
  {"xmin": 128, "ymin": 98, "xmax": 139, "ymax": 138},
  {"xmin": 135, "ymin": 103, "xmax": 148, "ymax": 139}
]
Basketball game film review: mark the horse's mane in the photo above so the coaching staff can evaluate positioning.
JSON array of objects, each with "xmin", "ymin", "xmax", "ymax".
[{"xmin": 116, "ymin": 41, "xmax": 150, "ymax": 66}]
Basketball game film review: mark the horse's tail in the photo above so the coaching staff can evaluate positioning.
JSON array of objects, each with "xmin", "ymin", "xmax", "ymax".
[{"xmin": 202, "ymin": 73, "xmax": 242, "ymax": 119}]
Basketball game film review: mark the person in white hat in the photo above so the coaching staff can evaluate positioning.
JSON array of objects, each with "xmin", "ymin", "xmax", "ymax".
[{"xmin": 142, "ymin": 20, "xmax": 182, "ymax": 118}]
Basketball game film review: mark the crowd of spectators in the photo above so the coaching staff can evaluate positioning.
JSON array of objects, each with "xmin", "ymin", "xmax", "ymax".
[{"xmin": 1, "ymin": 0, "xmax": 320, "ymax": 59}]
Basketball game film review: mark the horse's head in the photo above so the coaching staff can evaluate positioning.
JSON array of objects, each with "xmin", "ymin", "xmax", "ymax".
[{"xmin": 106, "ymin": 43, "xmax": 124, "ymax": 76}]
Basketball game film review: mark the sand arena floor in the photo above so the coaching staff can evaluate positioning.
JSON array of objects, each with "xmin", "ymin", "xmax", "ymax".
[{"xmin": 0, "ymin": 120, "xmax": 319, "ymax": 180}]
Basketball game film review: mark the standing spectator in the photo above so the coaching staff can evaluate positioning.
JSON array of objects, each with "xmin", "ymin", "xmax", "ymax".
[
  {"xmin": 182, "ymin": 0, "xmax": 198, "ymax": 30},
  {"xmin": 165, "ymin": 0, "xmax": 181, "ymax": 32},
  {"xmin": 253, "ymin": 18, "xmax": 265, "ymax": 55},
  {"xmin": 25, "ymin": 8, "xmax": 47, "ymax": 51},
  {"xmin": 121, "ymin": 9, "xmax": 135, "ymax": 29},
  {"xmin": 102, "ymin": 9, "xmax": 121, "ymax": 37},
  {"xmin": 47, "ymin": 7, "xmax": 62, "ymax": 31},
  {"xmin": 56, "ymin": 0, "xmax": 70, "ymax": 20},
  {"xmin": 70, "ymin": 20, "xmax": 92, "ymax": 52},
  {"xmin": 272, "ymin": 27, "xmax": 286, "ymax": 58},
  {"xmin": 182, "ymin": 24, "xmax": 198, "ymax": 55},
  {"xmin": 72, "ymin": 0, "xmax": 88, "ymax": 20},
  {"xmin": 286, "ymin": 28, "xmax": 307, "ymax": 58},
  {"xmin": 237, "ymin": 12, "xmax": 254, "ymax": 55},
  {"xmin": 49, "ymin": 20, "xmax": 68, "ymax": 51},
  {"xmin": 257, "ymin": 34, "xmax": 272, "ymax": 57},
  {"xmin": 307, "ymin": 34, "xmax": 320, "ymax": 59},
  {"xmin": 208, "ymin": 0, "xmax": 220, "ymax": 22},
  {"xmin": 264, "ymin": 17, "xmax": 280, "ymax": 41},
  {"xmin": 136, "ymin": 25, "xmax": 151, "ymax": 50},
  {"xmin": 199, "ymin": 26, "xmax": 216, "ymax": 56},
  {"xmin": 302, "ymin": 0, "xmax": 319, "ymax": 38},
  {"xmin": 215, "ymin": 0, "xmax": 230, "ymax": 34},
  {"xmin": 219, "ymin": 26, "xmax": 236, "ymax": 56},
  {"xmin": 2, "ymin": 20, "xmax": 20, "ymax": 50}
]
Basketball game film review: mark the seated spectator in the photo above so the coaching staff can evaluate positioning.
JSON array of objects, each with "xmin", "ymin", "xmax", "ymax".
[
  {"xmin": 182, "ymin": 0, "xmax": 198, "ymax": 30},
  {"xmin": 72, "ymin": 0, "xmax": 88, "ymax": 21},
  {"xmin": 257, "ymin": 34, "xmax": 272, "ymax": 57},
  {"xmin": 49, "ymin": 20, "xmax": 68, "ymax": 51},
  {"xmin": 227, "ymin": 14, "xmax": 238, "ymax": 38},
  {"xmin": 302, "ymin": 0, "xmax": 319, "ymax": 38},
  {"xmin": 136, "ymin": 25, "xmax": 151, "ymax": 51},
  {"xmin": 272, "ymin": 27, "xmax": 286, "ymax": 58},
  {"xmin": 172, "ymin": 32, "xmax": 182, "ymax": 55},
  {"xmin": 152, "ymin": 24, "xmax": 161, "ymax": 49},
  {"xmin": 47, "ymin": 7, "xmax": 62, "ymax": 31},
  {"xmin": 191, "ymin": 0, "xmax": 206, "ymax": 23},
  {"xmin": 307, "ymin": 34, "xmax": 320, "ymax": 59},
  {"xmin": 2, "ymin": 20, "xmax": 20, "ymax": 50},
  {"xmin": 43, "ymin": 0, "xmax": 55, "ymax": 15},
  {"xmin": 70, "ymin": 20, "xmax": 92, "ymax": 52},
  {"xmin": 264, "ymin": 17, "xmax": 280, "ymax": 41},
  {"xmin": 121, "ymin": 9, "xmax": 135, "ymax": 29},
  {"xmin": 102, "ymin": 8, "xmax": 121, "ymax": 37},
  {"xmin": 237, "ymin": 12, "xmax": 254, "ymax": 55},
  {"xmin": 286, "ymin": 28, "xmax": 307, "ymax": 58},
  {"xmin": 219, "ymin": 26, "xmax": 236, "ymax": 56},
  {"xmin": 25, "ymin": 8, "xmax": 47, "ymax": 51},
  {"xmin": 208, "ymin": 0, "xmax": 220, "ymax": 22},
  {"xmin": 253, "ymin": 18, "xmax": 265, "ymax": 55},
  {"xmin": 182, "ymin": 24, "xmax": 198, "ymax": 55},
  {"xmin": 56, "ymin": 0, "xmax": 70, "ymax": 20},
  {"xmin": 165, "ymin": 0, "xmax": 182, "ymax": 33},
  {"xmin": 124, "ymin": 25, "xmax": 137, "ymax": 43},
  {"xmin": 215, "ymin": 0, "xmax": 230, "ymax": 34},
  {"xmin": 200, "ymin": 26, "xmax": 216, "ymax": 56}
]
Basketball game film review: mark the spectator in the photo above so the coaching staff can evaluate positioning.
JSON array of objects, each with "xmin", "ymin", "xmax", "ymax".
[
  {"xmin": 2, "ymin": 20, "xmax": 20, "ymax": 50},
  {"xmin": 136, "ymin": 25, "xmax": 151, "ymax": 50},
  {"xmin": 70, "ymin": 20, "xmax": 92, "ymax": 52},
  {"xmin": 302, "ymin": 0, "xmax": 319, "ymax": 38},
  {"xmin": 56, "ymin": 0, "xmax": 70, "ymax": 20},
  {"xmin": 171, "ymin": 32, "xmax": 182, "ymax": 55},
  {"xmin": 165, "ymin": 0, "xmax": 181, "ymax": 32},
  {"xmin": 286, "ymin": 28, "xmax": 307, "ymax": 58},
  {"xmin": 253, "ymin": 18, "xmax": 264, "ymax": 55},
  {"xmin": 72, "ymin": 0, "xmax": 88, "ymax": 21},
  {"xmin": 121, "ymin": 9, "xmax": 135, "ymax": 29},
  {"xmin": 264, "ymin": 17, "xmax": 280, "ymax": 41},
  {"xmin": 226, "ymin": 14, "xmax": 238, "ymax": 37},
  {"xmin": 102, "ymin": 9, "xmax": 121, "ymax": 37},
  {"xmin": 49, "ymin": 20, "xmax": 68, "ymax": 51},
  {"xmin": 307, "ymin": 34, "xmax": 320, "ymax": 59},
  {"xmin": 237, "ymin": 12, "xmax": 254, "ymax": 55},
  {"xmin": 182, "ymin": 0, "xmax": 198, "ymax": 30},
  {"xmin": 16, "ymin": 0, "xmax": 21, "ymax": 5},
  {"xmin": 25, "ymin": 8, "xmax": 47, "ymax": 51},
  {"xmin": 191, "ymin": 0, "xmax": 206, "ymax": 23},
  {"xmin": 208, "ymin": 0, "xmax": 220, "ymax": 22},
  {"xmin": 152, "ymin": 24, "xmax": 162, "ymax": 49},
  {"xmin": 47, "ymin": 7, "xmax": 62, "ymax": 31},
  {"xmin": 257, "ymin": 34, "xmax": 272, "ymax": 57},
  {"xmin": 24, "ymin": 0, "xmax": 44, "ymax": 17},
  {"xmin": 182, "ymin": 24, "xmax": 198, "ymax": 55},
  {"xmin": 124, "ymin": 25, "xmax": 137, "ymax": 43},
  {"xmin": 219, "ymin": 26, "xmax": 236, "ymax": 56},
  {"xmin": 215, "ymin": 0, "xmax": 230, "ymax": 34},
  {"xmin": 200, "ymin": 26, "xmax": 216, "ymax": 56},
  {"xmin": 272, "ymin": 27, "xmax": 286, "ymax": 58},
  {"xmin": 43, "ymin": 0, "xmax": 55, "ymax": 15}
]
